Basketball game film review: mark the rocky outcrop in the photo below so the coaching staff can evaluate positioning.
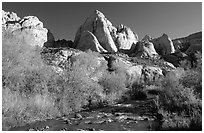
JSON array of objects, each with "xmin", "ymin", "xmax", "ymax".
[
  {"xmin": 162, "ymin": 51, "xmax": 188, "ymax": 67},
  {"xmin": 76, "ymin": 31, "xmax": 107, "ymax": 52},
  {"xmin": 151, "ymin": 33, "xmax": 175, "ymax": 56},
  {"xmin": 44, "ymin": 29, "xmax": 55, "ymax": 47},
  {"xmin": 172, "ymin": 32, "xmax": 202, "ymax": 53},
  {"xmin": 2, "ymin": 10, "xmax": 49, "ymax": 48},
  {"xmin": 109, "ymin": 56, "xmax": 164, "ymax": 84},
  {"xmin": 74, "ymin": 10, "xmax": 118, "ymax": 52},
  {"xmin": 115, "ymin": 24, "xmax": 138, "ymax": 50},
  {"xmin": 133, "ymin": 36, "xmax": 159, "ymax": 58},
  {"xmin": 74, "ymin": 10, "xmax": 138, "ymax": 53}
]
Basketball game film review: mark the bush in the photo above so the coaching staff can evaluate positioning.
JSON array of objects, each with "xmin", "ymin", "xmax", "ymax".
[
  {"xmin": 98, "ymin": 70, "xmax": 128, "ymax": 105},
  {"xmin": 2, "ymin": 42, "xmax": 107, "ymax": 130},
  {"xmin": 125, "ymin": 82, "xmax": 147, "ymax": 100},
  {"xmin": 158, "ymin": 74, "xmax": 202, "ymax": 130}
]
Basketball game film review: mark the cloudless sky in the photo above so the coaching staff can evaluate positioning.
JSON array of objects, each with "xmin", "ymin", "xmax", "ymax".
[{"xmin": 2, "ymin": 2, "xmax": 202, "ymax": 40}]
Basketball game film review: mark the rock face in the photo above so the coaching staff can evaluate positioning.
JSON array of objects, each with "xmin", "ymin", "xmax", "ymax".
[
  {"xmin": 109, "ymin": 56, "xmax": 163, "ymax": 84},
  {"xmin": 172, "ymin": 31, "xmax": 202, "ymax": 53},
  {"xmin": 115, "ymin": 24, "xmax": 138, "ymax": 50},
  {"xmin": 133, "ymin": 35, "xmax": 159, "ymax": 58},
  {"xmin": 163, "ymin": 51, "xmax": 188, "ymax": 67},
  {"xmin": 44, "ymin": 29, "xmax": 55, "ymax": 47},
  {"xmin": 74, "ymin": 10, "xmax": 138, "ymax": 53},
  {"xmin": 2, "ymin": 10, "xmax": 49, "ymax": 48},
  {"xmin": 74, "ymin": 10, "xmax": 118, "ymax": 52},
  {"xmin": 76, "ymin": 31, "xmax": 107, "ymax": 52},
  {"xmin": 151, "ymin": 33, "xmax": 175, "ymax": 56}
]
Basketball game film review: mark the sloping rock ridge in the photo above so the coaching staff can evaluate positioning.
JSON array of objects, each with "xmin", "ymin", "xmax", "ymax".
[{"xmin": 172, "ymin": 31, "xmax": 202, "ymax": 53}]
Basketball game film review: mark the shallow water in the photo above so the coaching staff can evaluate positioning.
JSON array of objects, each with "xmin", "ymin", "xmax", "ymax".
[{"xmin": 9, "ymin": 99, "xmax": 162, "ymax": 131}]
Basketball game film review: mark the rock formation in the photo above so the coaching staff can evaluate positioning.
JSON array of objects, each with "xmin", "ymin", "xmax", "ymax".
[
  {"xmin": 133, "ymin": 35, "xmax": 159, "ymax": 58},
  {"xmin": 151, "ymin": 33, "xmax": 175, "ymax": 56},
  {"xmin": 2, "ymin": 10, "xmax": 49, "ymax": 48},
  {"xmin": 109, "ymin": 55, "xmax": 164, "ymax": 84},
  {"xmin": 141, "ymin": 35, "xmax": 152, "ymax": 42},
  {"xmin": 74, "ymin": 10, "xmax": 118, "ymax": 52},
  {"xmin": 77, "ymin": 31, "xmax": 107, "ymax": 52},
  {"xmin": 74, "ymin": 10, "xmax": 138, "ymax": 53},
  {"xmin": 115, "ymin": 24, "xmax": 138, "ymax": 50},
  {"xmin": 172, "ymin": 31, "xmax": 202, "ymax": 53},
  {"xmin": 44, "ymin": 29, "xmax": 55, "ymax": 47}
]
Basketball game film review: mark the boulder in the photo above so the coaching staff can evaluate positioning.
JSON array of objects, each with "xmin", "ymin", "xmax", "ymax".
[
  {"xmin": 76, "ymin": 31, "xmax": 107, "ymax": 52},
  {"xmin": 126, "ymin": 65, "xmax": 143, "ymax": 84},
  {"xmin": 115, "ymin": 24, "xmax": 138, "ymax": 50},
  {"xmin": 134, "ymin": 40, "xmax": 159, "ymax": 58},
  {"xmin": 151, "ymin": 33, "xmax": 175, "ymax": 56},
  {"xmin": 74, "ymin": 10, "xmax": 118, "ymax": 52},
  {"xmin": 110, "ymin": 55, "xmax": 163, "ymax": 84}
]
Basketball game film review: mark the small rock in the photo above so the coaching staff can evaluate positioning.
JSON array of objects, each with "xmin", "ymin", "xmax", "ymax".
[
  {"xmin": 84, "ymin": 121, "xmax": 92, "ymax": 124},
  {"xmin": 75, "ymin": 113, "xmax": 83, "ymax": 119},
  {"xmin": 45, "ymin": 126, "xmax": 49, "ymax": 129},
  {"xmin": 86, "ymin": 128, "xmax": 96, "ymax": 131},
  {"xmin": 28, "ymin": 128, "xmax": 35, "ymax": 131},
  {"xmin": 95, "ymin": 120, "xmax": 106, "ymax": 124}
]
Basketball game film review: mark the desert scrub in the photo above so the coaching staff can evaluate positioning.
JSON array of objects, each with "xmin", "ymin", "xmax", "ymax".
[
  {"xmin": 2, "ymin": 40, "xmax": 110, "ymax": 130},
  {"xmin": 98, "ymin": 69, "xmax": 128, "ymax": 104},
  {"xmin": 181, "ymin": 52, "xmax": 202, "ymax": 98},
  {"xmin": 158, "ymin": 73, "xmax": 202, "ymax": 130}
]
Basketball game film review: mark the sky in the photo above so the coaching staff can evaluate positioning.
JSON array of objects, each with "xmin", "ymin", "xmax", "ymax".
[{"xmin": 2, "ymin": 2, "xmax": 202, "ymax": 41}]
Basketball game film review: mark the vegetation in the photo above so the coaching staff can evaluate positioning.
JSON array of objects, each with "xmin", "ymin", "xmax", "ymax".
[
  {"xmin": 157, "ymin": 52, "xmax": 202, "ymax": 130},
  {"xmin": 2, "ymin": 36, "xmax": 202, "ymax": 131}
]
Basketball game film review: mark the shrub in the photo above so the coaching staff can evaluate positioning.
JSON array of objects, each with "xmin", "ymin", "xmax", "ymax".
[
  {"xmin": 158, "ymin": 73, "xmax": 202, "ymax": 130},
  {"xmin": 125, "ymin": 82, "xmax": 147, "ymax": 100},
  {"xmin": 98, "ymin": 70, "xmax": 127, "ymax": 104}
]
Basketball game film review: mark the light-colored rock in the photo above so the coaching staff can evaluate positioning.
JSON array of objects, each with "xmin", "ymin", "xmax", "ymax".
[
  {"xmin": 126, "ymin": 65, "xmax": 143, "ymax": 84},
  {"xmin": 19, "ymin": 16, "xmax": 43, "ymax": 28},
  {"xmin": 151, "ymin": 33, "xmax": 175, "ymax": 55},
  {"xmin": 2, "ymin": 10, "xmax": 48, "ymax": 48},
  {"xmin": 76, "ymin": 31, "xmax": 107, "ymax": 52},
  {"xmin": 163, "ymin": 61, "xmax": 175, "ymax": 69},
  {"xmin": 12, "ymin": 27, "xmax": 47, "ymax": 48},
  {"xmin": 74, "ymin": 10, "xmax": 139, "ymax": 53},
  {"xmin": 115, "ymin": 24, "xmax": 138, "ymax": 50},
  {"xmin": 134, "ymin": 41, "xmax": 159, "ymax": 58},
  {"xmin": 2, "ymin": 10, "xmax": 20, "ymax": 24},
  {"xmin": 74, "ymin": 10, "xmax": 118, "ymax": 52}
]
